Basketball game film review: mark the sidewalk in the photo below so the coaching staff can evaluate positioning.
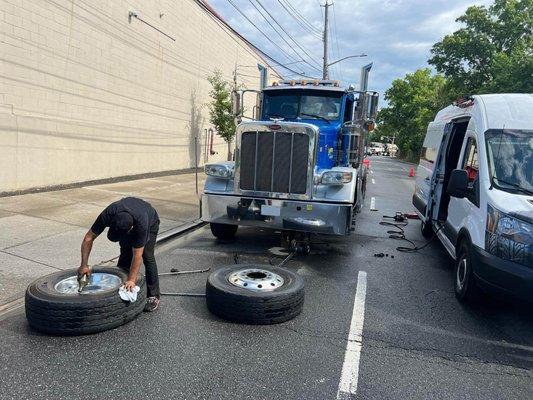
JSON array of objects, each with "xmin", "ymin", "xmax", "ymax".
[{"xmin": 0, "ymin": 172, "xmax": 205, "ymax": 306}]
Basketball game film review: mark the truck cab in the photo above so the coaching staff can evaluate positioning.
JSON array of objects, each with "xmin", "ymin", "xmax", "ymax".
[{"xmin": 201, "ymin": 79, "xmax": 378, "ymax": 241}]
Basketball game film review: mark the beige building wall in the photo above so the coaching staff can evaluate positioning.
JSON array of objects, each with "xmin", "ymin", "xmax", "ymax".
[{"xmin": 0, "ymin": 0, "xmax": 280, "ymax": 193}]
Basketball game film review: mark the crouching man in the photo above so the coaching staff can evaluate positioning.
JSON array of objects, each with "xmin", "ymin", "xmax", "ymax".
[{"xmin": 78, "ymin": 197, "xmax": 161, "ymax": 312}]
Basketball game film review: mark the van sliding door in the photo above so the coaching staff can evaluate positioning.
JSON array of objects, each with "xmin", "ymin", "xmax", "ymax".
[{"xmin": 428, "ymin": 122, "xmax": 453, "ymax": 223}]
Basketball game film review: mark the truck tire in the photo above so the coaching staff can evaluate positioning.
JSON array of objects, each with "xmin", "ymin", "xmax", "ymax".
[
  {"xmin": 210, "ymin": 223, "xmax": 238, "ymax": 239},
  {"xmin": 421, "ymin": 220, "xmax": 433, "ymax": 239},
  {"xmin": 206, "ymin": 265, "xmax": 304, "ymax": 324},
  {"xmin": 454, "ymin": 241, "xmax": 480, "ymax": 303},
  {"xmin": 25, "ymin": 267, "xmax": 146, "ymax": 336}
]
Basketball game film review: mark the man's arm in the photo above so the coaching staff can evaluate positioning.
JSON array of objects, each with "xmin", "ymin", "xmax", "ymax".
[
  {"xmin": 78, "ymin": 230, "xmax": 98, "ymax": 277},
  {"xmin": 124, "ymin": 247, "xmax": 144, "ymax": 291}
]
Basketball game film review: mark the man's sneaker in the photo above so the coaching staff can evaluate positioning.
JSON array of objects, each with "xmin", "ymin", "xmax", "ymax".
[{"xmin": 144, "ymin": 297, "xmax": 160, "ymax": 312}]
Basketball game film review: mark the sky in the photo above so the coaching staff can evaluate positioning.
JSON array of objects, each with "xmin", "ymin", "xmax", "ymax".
[{"xmin": 207, "ymin": 0, "xmax": 493, "ymax": 98}]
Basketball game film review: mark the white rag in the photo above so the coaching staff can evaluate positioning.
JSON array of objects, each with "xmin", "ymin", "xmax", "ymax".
[{"xmin": 118, "ymin": 285, "xmax": 140, "ymax": 302}]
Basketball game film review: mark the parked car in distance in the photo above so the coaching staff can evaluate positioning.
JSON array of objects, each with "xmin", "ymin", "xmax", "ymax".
[
  {"xmin": 413, "ymin": 94, "xmax": 532, "ymax": 303},
  {"xmin": 369, "ymin": 142, "xmax": 385, "ymax": 155}
]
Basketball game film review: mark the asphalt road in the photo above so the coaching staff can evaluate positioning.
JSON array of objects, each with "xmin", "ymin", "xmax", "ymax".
[{"xmin": 0, "ymin": 157, "xmax": 531, "ymax": 400}]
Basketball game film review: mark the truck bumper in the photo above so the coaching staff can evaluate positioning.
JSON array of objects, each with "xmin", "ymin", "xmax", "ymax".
[{"xmin": 201, "ymin": 193, "xmax": 352, "ymax": 235}]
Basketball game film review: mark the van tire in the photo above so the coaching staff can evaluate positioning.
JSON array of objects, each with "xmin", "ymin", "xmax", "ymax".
[
  {"xmin": 454, "ymin": 241, "xmax": 480, "ymax": 303},
  {"xmin": 206, "ymin": 265, "xmax": 304, "ymax": 324},
  {"xmin": 25, "ymin": 267, "xmax": 146, "ymax": 336},
  {"xmin": 210, "ymin": 223, "xmax": 238, "ymax": 239},
  {"xmin": 421, "ymin": 220, "xmax": 433, "ymax": 239}
]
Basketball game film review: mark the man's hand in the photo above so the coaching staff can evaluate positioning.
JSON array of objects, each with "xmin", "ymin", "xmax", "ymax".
[
  {"xmin": 80, "ymin": 230, "xmax": 97, "ymax": 277},
  {"xmin": 77, "ymin": 265, "xmax": 91, "ymax": 279},
  {"xmin": 124, "ymin": 247, "xmax": 143, "ymax": 292},
  {"xmin": 124, "ymin": 280, "xmax": 136, "ymax": 292}
]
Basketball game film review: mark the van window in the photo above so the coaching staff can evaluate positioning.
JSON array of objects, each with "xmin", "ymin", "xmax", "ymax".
[
  {"xmin": 420, "ymin": 122, "xmax": 445, "ymax": 164},
  {"xmin": 421, "ymin": 147, "xmax": 437, "ymax": 163},
  {"xmin": 462, "ymin": 138, "xmax": 479, "ymax": 182}
]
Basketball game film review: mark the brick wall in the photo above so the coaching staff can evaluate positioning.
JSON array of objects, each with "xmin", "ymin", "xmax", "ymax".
[{"xmin": 0, "ymin": 0, "xmax": 279, "ymax": 192}]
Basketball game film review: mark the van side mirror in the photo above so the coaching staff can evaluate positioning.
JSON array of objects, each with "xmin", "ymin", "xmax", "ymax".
[{"xmin": 447, "ymin": 169, "xmax": 469, "ymax": 198}]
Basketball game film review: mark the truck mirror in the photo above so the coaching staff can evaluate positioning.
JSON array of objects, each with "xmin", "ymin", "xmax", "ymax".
[
  {"xmin": 231, "ymin": 91, "xmax": 241, "ymax": 116},
  {"xmin": 369, "ymin": 93, "xmax": 379, "ymax": 119},
  {"xmin": 447, "ymin": 169, "xmax": 469, "ymax": 198}
]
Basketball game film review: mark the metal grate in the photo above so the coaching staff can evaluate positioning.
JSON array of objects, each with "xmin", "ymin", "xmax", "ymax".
[{"xmin": 240, "ymin": 131, "xmax": 309, "ymax": 195}]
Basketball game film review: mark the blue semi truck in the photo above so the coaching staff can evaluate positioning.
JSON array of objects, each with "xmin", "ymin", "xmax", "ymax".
[{"xmin": 201, "ymin": 78, "xmax": 379, "ymax": 244}]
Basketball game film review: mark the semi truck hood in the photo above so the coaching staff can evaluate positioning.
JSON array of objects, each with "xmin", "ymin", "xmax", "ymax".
[{"xmin": 276, "ymin": 118, "xmax": 342, "ymax": 170}]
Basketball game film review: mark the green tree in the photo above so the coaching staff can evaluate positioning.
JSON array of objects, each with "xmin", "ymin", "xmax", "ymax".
[
  {"xmin": 207, "ymin": 70, "xmax": 236, "ymax": 160},
  {"xmin": 429, "ymin": 0, "xmax": 533, "ymax": 94},
  {"xmin": 377, "ymin": 69, "xmax": 447, "ymax": 160}
]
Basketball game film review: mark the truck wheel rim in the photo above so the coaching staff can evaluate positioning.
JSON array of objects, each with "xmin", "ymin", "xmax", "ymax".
[
  {"xmin": 54, "ymin": 273, "xmax": 122, "ymax": 295},
  {"xmin": 228, "ymin": 269, "xmax": 284, "ymax": 291},
  {"xmin": 456, "ymin": 259, "xmax": 467, "ymax": 290}
]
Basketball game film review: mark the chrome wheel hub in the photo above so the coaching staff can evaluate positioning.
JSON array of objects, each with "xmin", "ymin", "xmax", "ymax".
[
  {"xmin": 228, "ymin": 268, "xmax": 284, "ymax": 291},
  {"xmin": 456, "ymin": 259, "xmax": 467, "ymax": 290},
  {"xmin": 54, "ymin": 273, "xmax": 122, "ymax": 295}
]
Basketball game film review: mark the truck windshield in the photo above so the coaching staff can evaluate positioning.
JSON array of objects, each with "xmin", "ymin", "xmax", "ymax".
[
  {"xmin": 485, "ymin": 129, "xmax": 533, "ymax": 195},
  {"xmin": 263, "ymin": 90, "xmax": 342, "ymax": 121}
]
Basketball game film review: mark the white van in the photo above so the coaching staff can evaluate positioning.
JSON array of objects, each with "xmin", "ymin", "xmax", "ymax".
[{"xmin": 413, "ymin": 94, "xmax": 532, "ymax": 303}]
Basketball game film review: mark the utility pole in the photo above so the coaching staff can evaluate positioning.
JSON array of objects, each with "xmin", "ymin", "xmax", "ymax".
[{"xmin": 321, "ymin": 2, "xmax": 331, "ymax": 80}]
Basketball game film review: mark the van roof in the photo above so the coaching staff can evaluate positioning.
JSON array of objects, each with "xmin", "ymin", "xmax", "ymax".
[{"xmin": 434, "ymin": 93, "xmax": 533, "ymax": 130}]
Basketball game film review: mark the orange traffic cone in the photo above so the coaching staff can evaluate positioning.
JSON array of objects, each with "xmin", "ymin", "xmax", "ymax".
[{"xmin": 408, "ymin": 167, "xmax": 415, "ymax": 177}]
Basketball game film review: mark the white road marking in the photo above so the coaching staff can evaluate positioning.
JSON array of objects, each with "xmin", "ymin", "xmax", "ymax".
[
  {"xmin": 371, "ymin": 178, "xmax": 375, "ymax": 185},
  {"xmin": 369, "ymin": 197, "xmax": 377, "ymax": 211},
  {"xmin": 337, "ymin": 271, "xmax": 367, "ymax": 399},
  {"xmin": 370, "ymin": 170, "xmax": 374, "ymax": 174}
]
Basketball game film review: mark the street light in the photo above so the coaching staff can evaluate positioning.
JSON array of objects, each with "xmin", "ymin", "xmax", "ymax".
[{"xmin": 323, "ymin": 54, "xmax": 367, "ymax": 80}]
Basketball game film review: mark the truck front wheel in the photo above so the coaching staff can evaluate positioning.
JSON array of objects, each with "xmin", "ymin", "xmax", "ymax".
[{"xmin": 210, "ymin": 223, "xmax": 238, "ymax": 239}]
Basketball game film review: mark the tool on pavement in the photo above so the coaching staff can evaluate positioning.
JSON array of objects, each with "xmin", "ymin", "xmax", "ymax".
[
  {"xmin": 159, "ymin": 268, "xmax": 211, "ymax": 297},
  {"xmin": 158, "ymin": 268, "xmax": 210, "ymax": 276}
]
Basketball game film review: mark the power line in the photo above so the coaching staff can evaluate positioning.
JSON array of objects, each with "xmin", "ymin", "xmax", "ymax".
[
  {"xmin": 280, "ymin": 0, "xmax": 322, "ymax": 35},
  {"xmin": 276, "ymin": 0, "xmax": 322, "ymax": 39},
  {"xmin": 248, "ymin": 0, "xmax": 319, "ymax": 72},
  {"xmin": 196, "ymin": 0, "xmax": 316, "ymax": 78},
  {"xmin": 258, "ymin": 49, "xmax": 318, "ymax": 78},
  {"xmin": 254, "ymin": 0, "xmax": 322, "ymax": 71},
  {"xmin": 331, "ymin": 2, "xmax": 344, "ymax": 82},
  {"xmin": 226, "ymin": 0, "xmax": 303, "ymax": 66}
]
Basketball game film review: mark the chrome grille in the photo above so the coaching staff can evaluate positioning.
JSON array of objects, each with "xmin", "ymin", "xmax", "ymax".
[{"xmin": 240, "ymin": 131, "xmax": 309, "ymax": 194}]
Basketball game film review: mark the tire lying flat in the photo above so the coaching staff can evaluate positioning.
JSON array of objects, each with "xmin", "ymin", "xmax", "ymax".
[
  {"xmin": 206, "ymin": 264, "xmax": 304, "ymax": 325},
  {"xmin": 25, "ymin": 267, "xmax": 146, "ymax": 336}
]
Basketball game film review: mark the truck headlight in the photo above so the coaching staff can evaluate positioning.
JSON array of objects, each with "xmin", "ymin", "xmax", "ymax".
[
  {"xmin": 205, "ymin": 164, "xmax": 233, "ymax": 179},
  {"xmin": 486, "ymin": 205, "xmax": 532, "ymax": 267},
  {"xmin": 320, "ymin": 171, "xmax": 352, "ymax": 185}
]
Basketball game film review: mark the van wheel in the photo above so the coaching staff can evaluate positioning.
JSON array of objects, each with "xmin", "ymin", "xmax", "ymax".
[
  {"xmin": 420, "ymin": 220, "xmax": 433, "ymax": 239},
  {"xmin": 454, "ymin": 241, "xmax": 480, "ymax": 303},
  {"xmin": 210, "ymin": 223, "xmax": 238, "ymax": 239}
]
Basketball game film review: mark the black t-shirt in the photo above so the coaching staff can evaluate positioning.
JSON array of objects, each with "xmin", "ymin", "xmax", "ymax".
[{"xmin": 91, "ymin": 197, "xmax": 159, "ymax": 248}]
